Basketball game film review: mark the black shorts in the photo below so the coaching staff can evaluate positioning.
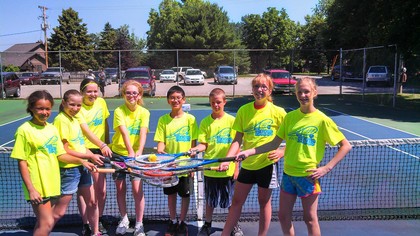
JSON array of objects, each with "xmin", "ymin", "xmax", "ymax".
[
  {"xmin": 237, "ymin": 164, "xmax": 279, "ymax": 189},
  {"xmin": 204, "ymin": 176, "xmax": 234, "ymax": 208},
  {"xmin": 163, "ymin": 176, "xmax": 192, "ymax": 198}
]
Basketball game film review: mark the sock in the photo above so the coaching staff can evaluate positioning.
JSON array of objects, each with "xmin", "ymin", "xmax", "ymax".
[
  {"xmin": 136, "ymin": 221, "xmax": 143, "ymax": 227},
  {"xmin": 171, "ymin": 219, "xmax": 178, "ymax": 224}
]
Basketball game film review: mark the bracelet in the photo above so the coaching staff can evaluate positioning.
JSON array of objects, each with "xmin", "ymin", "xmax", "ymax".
[{"xmin": 100, "ymin": 143, "xmax": 108, "ymax": 149}]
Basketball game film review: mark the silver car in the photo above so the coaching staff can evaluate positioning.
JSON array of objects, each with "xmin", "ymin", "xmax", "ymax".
[
  {"xmin": 159, "ymin": 69, "xmax": 176, "ymax": 83},
  {"xmin": 366, "ymin": 65, "xmax": 391, "ymax": 87},
  {"xmin": 214, "ymin": 66, "xmax": 237, "ymax": 84}
]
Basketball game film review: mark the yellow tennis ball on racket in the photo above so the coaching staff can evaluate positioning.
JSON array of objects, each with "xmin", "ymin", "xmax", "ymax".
[{"xmin": 149, "ymin": 154, "xmax": 157, "ymax": 162}]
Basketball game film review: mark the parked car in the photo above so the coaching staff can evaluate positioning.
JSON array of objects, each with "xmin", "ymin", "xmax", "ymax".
[
  {"xmin": 331, "ymin": 65, "xmax": 355, "ymax": 81},
  {"xmin": 366, "ymin": 65, "xmax": 392, "ymax": 87},
  {"xmin": 122, "ymin": 66, "xmax": 156, "ymax": 96},
  {"xmin": 1, "ymin": 72, "xmax": 21, "ymax": 98},
  {"xmin": 263, "ymin": 69, "xmax": 297, "ymax": 93},
  {"xmin": 214, "ymin": 66, "xmax": 237, "ymax": 84},
  {"xmin": 159, "ymin": 69, "xmax": 177, "ymax": 83},
  {"xmin": 40, "ymin": 67, "xmax": 71, "ymax": 85},
  {"xmin": 171, "ymin": 66, "xmax": 193, "ymax": 81},
  {"xmin": 104, "ymin": 67, "xmax": 118, "ymax": 84},
  {"xmin": 184, "ymin": 69, "xmax": 205, "ymax": 85},
  {"xmin": 19, "ymin": 72, "xmax": 41, "ymax": 85}
]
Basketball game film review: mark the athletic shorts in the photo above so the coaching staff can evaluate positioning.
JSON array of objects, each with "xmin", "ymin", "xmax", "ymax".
[
  {"xmin": 111, "ymin": 153, "xmax": 140, "ymax": 181},
  {"xmin": 204, "ymin": 176, "xmax": 234, "ymax": 208},
  {"xmin": 237, "ymin": 164, "xmax": 279, "ymax": 189},
  {"xmin": 60, "ymin": 166, "xmax": 93, "ymax": 195},
  {"xmin": 281, "ymin": 172, "xmax": 322, "ymax": 198},
  {"xmin": 163, "ymin": 176, "xmax": 192, "ymax": 198}
]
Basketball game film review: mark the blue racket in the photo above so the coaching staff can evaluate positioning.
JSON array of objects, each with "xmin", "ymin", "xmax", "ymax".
[
  {"xmin": 161, "ymin": 156, "xmax": 243, "ymax": 171},
  {"xmin": 135, "ymin": 150, "xmax": 199, "ymax": 164}
]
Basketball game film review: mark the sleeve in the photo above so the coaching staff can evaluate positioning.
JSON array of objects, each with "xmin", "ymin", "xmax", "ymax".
[
  {"xmin": 113, "ymin": 107, "xmax": 125, "ymax": 130},
  {"xmin": 191, "ymin": 116, "xmax": 199, "ymax": 141},
  {"xmin": 54, "ymin": 116, "xmax": 70, "ymax": 141},
  {"xmin": 197, "ymin": 118, "xmax": 209, "ymax": 144},
  {"xmin": 323, "ymin": 117, "xmax": 345, "ymax": 146},
  {"xmin": 140, "ymin": 109, "xmax": 150, "ymax": 129},
  {"xmin": 154, "ymin": 116, "xmax": 165, "ymax": 143},
  {"xmin": 232, "ymin": 107, "xmax": 244, "ymax": 133},
  {"xmin": 11, "ymin": 127, "xmax": 29, "ymax": 161}
]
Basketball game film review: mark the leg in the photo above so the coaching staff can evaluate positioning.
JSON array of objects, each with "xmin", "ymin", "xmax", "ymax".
[
  {"xmin": 278, "ymin": 191, "xmax": 297, "ymax": 236},
  {"xmin": 167, "ymin": 193, "xmax": 177, "ymax": 220},
  {"xmin": 257, "ymin": 187, "xmax": 273, "ymax": 236},
  {"xmin": 115, "ymin": 179, "xmax": 127, "ymax": 217},
  {"xmin": 179, "ymin": 196, "xmax": 190, "ymax": 222},
  {"xmin": 79, "ymin": 185, "xmax": 99, "ymax": 235},
  {"xmin": 32, "ymin": 201, "xmax": 55, "ymax": 236},
  {"xmin": 301, "ymin": 194, "xmax": 320, "ymax": 236},
  {"xmin": 92, "ymin": 171, "xmax": 107, "ymax": 218},
  {"xmin": 52, "ymin": 194, "xmax": 73, "ymax": 224},
  {"xmin": 77, "ymin": 191, "xmax": 88, "ymax": 224},
  {"xmin": 221, "ymin": 182, "xmax": 253, "ymax": 236},
  {"xmin": 132, "ymin": 179, "xmax": 145, "ymax": 223}
]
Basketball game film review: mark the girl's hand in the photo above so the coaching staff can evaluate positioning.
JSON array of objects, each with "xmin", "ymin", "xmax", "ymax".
[
  {"xmin": 218, "ymin": 162, "xmax": 230, "ymax": 171},
  {"xmin": 82, "ymin": 161, "xmax": 98, "ymax": 172},
  {"xmin": 100, "ymin": 145, "xmax": 112, "ymax": 157},
  {"xmin": 90, "ymin": 154, "xmax": 104, "ymax": 166},
  {"xmin": 135, "ymin": 150, "xmax": 143, "ymax": 157},
  {"xmin": 306, "ymin": 166, "xmax": 331, "ymax": 180},
  {"xmin": 268, "ymin": 149, "xmax": 284, "ymax": 162},
  {"xmin": 28, "ymin": 189, "xmax": 42, "ymax": 205}
]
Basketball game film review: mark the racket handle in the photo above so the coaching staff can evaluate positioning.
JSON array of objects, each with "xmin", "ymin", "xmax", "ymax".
[
  {"xmin": 217, "ymin": 156, "xmax": 237, "ymax": 162},
  {"xmin": 96, "ymin": 168, "xmax": 116, "ymax": 174},
  {"xmin": 206, "ymin": 166, "xmax": 220, "ymax": 171}
]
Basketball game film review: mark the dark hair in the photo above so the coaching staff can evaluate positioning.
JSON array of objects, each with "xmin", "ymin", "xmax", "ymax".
[
  {"xmin": 59, "ymin": 89, "xmax": 82, "ymax": 112},
  {"xmin": 80, "ymin": 78, "xmax": 99, "ymax": 92},
  {"xmin": 166, "ymin": 85, "xmax": 185, "ymax": 100},
  {"xmin": 26, "ymin": 90, "xmax": 54, "ymax": 116}
]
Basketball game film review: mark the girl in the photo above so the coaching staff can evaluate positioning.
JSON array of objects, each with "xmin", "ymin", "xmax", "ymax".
[
  {"xmin": 221, "ymin": 74, "xmax": 287, "ymax": 236},
  {"xmin": 112, "ymin": 80, "xmax": 150, "ymax": 236},
  {"xmin": 77, "ymin": 79, "xmax": 112, "ymax": 234},
  {"xmin": 11, "ymin": 90, "xmax": 96, "ymax": 236},
  {"xmin": 236, "ymin": 77, "xmax": 352, "ymax": 236},
  {"xmin": 53, "ymin": 89, "xmax": 103, "ymax": 236}
]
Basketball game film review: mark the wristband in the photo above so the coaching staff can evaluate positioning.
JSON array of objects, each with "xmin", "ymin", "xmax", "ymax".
[{"xmin": 100, "ymin": 143, "xmax": 108, "ymax": 149}]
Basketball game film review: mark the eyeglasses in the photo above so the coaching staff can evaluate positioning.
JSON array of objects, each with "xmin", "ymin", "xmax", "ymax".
[
  {"xmin": 169, "ymin": 96, "xmax": 184, "ymax": 101},
  {"xmin": 253, "ymin": 85, "xmax": 269, "ymax": 91},
  {"xmin": 125, "ymin": 91, "xmax": 139, "ymax": 96}
]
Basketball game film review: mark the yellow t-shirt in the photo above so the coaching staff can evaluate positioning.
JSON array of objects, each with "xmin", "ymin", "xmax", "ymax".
[
  {"xmin": 233, "ymin": 101, "xmax": 286, "ymax": 170},
  {"xmin": 54, "ymin": 112, "xmax": 86, "ymax": 168},
  {"xmin": 154, "ymin": 113, "xmax": 198, "ymax": 155},
  {"xmin": 111, "ymin": 104, "xmax": 150, "ymax": 156},
  {"xmin": 198, "ymin": 113, "xmax": 236, "ymax": 177},
  {"xmin": 11, "ymin": 121, "xmax": 65, "ymax": 200},
  {"xmin": 76, "ymin": 97, "xmax": 110, "ymax": 149},
  {"xmin": 277, "ymin": 109, "xmax": 345, "ymax": 177}
]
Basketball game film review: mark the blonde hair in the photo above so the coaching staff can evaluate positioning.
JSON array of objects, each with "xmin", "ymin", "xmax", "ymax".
[
  {"xmin": 295, "ymin": 77, "xmax": 318, "ymax": 98},
  {"xmin": 252, "ymin": 73, "xmax": 273, "ymax": 102},
  {"xmin": 209, "ymin": 88, "xmax": 226, "ymax": 100},
  {"xmin": 121, "ymin": 80, "xmax": 144, "ymax": 106}
]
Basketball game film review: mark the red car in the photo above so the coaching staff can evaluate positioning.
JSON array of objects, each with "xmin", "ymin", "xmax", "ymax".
[
  {"xmin": 121, "ymin": 67, "xmax": 156, "ymax": 96},
  {"xmin": 1, "ymin": 72, "xmax": 21, "ymax": 98},
  {"xmin": 19, "ymin": 72, "xmax": 41, "ymax": 85},
  {"xmin": 263, "ymin": 69, "xmax": 297, "ymax": 93}
]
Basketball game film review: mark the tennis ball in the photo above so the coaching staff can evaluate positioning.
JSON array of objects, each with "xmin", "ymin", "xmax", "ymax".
[{"xmin": 149, "ymin": 154, "xmax": 157, "ymax": 162}]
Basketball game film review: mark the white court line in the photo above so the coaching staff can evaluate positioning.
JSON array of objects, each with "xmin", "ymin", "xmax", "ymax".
[{"xmin": 0, "ymin": 116, "xmax": 30, "ymax": 127}]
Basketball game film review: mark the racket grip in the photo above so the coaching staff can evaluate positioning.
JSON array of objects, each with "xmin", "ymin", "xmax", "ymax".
[
  {"xmin": 96, "ymin": 169, "xmax": 116, "ymax": 174},
  {"xmin": 217, "ymin": 156, "xmax": 237, "ymax": 162},
  {"xmin": 207, "ymin": 167, "xmax": 219, "ymax": 171}
]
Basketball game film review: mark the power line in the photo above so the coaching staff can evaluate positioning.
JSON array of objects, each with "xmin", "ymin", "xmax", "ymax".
[{"xmin": 0, "ymin": 30, "xmax": 42, "ymax": 37}]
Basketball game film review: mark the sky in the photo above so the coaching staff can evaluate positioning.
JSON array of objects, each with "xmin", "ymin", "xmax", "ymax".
[{"xmin": 0, "ymin": 0, "xmax": 318, "ymax": 51}]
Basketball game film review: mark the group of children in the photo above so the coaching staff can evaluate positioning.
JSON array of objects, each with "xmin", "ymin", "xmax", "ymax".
[{"xmin": 11, "ymin": 74, "xmax": 351, "ymax": 236}]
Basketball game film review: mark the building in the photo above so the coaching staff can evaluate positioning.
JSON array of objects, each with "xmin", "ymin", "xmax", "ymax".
[{"xmin": 1, "ymin": 42, "xmax": 47, "ymax": 72}]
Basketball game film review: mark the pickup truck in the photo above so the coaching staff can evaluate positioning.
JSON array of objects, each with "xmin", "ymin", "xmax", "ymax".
[{"xmin": 40, "ymin": 67, "xmax": 71, "ymax": 85}]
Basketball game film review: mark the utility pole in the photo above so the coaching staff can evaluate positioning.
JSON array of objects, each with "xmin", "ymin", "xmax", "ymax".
[{"xmin": 38, "ymin": 5, "xmax": 49, "ymax": 68}]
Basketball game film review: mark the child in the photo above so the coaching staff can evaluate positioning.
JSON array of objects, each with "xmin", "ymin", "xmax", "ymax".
[
  {"xmin": 236, "ymin": 77, "xmax": 352, "ymax": 236},
  {"xmin": 52, "ymin": 89, "xmax": 103, "ymax": 236},
  {"xmin": 221, "ymin": 73, "xmax": 287, "ymax": 236},
  {"xmin": 191, "ymin": 88, "xmax": 242, "ymax": 236},
  {"xmin": 77, "ymin": 79, "xmax": 112, "ymax": 234},
  {"xmin": 11, "ymin": 90, "xmax": 96, "ymax": 236},
  {"xmin": 111, "ymin": 80, "xmax": 150, "ymax": 236},
  {"xmin": 154, "ymin": 85, "xmax": 198, "ymax": 236}
]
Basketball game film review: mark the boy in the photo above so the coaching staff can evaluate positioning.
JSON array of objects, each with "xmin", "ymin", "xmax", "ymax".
[
  {"xmin": 192, "ymin": 88, "xmax": 243, "ymax": 236},
  {"xmin": 154, "ymin": 85, "xmax": 198, "ymax": 236}
]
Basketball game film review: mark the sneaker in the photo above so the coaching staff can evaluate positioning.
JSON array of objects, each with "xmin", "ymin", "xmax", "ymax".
[
  {"xmin": 82, "ymin": 223, "xmax": 91, "ymax": 236},
  {"xmin": 91, "ymin": 233, "xmax": 102, "ymax": 236},
  {"xmin": 134, "ymin": 222, "xmax": 145, "ymax": 236},
  {"xmin": 177, "ymin": 221, "xmax": 188, "ymax": 236},
  {"xmin": 165, "ymin": 221, "xmax": 178, "ymax": 236},
  {"xmin": 99, "ymin": 217, "xmax": 107, "ymax": 234},
  {"xmin": 197, "ymin": 222, "xmax": 211, "ymax": 236},
  {"xmin": 231, "ymin": 223, "xmax": 244, "ymax": 236},
  {"xmin": 115, "ymin": 217, "xmax": 130, "ymax": 235}
]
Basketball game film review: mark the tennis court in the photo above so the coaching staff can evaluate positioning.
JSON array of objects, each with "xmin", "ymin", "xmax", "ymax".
[{"xmin": 0, "ymin": 97, "xmax": 419, "ymax": 235}]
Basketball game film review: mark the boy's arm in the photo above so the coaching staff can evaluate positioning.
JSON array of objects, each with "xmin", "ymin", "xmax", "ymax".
[
  {"xmin": 190, "ymin": 143, "xmax": 207, "ymax": 153},
  {"xmin": 156, "ymin": 142, "xmax": 166, "ymax": 154}
]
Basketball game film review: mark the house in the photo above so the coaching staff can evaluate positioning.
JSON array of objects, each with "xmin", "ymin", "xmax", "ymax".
[{"xmin": 1, "ymin": 42, "xmax": 47, "ymax": 72}]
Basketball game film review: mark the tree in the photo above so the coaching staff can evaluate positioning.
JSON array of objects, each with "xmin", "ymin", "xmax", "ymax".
[
  {"xmin": 48, "ymin": 8, "xmax": 97, "ymax": 71},
  {"xmin": 97, "ymin": 22, "xmax": 119, "ymax": 68}
]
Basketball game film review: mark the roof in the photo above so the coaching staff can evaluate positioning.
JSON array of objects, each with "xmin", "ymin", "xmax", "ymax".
[
  {"xmin": 1, "ymin": 43, "xmax": 45, "ymax": 67},
  {"xmin": 264, "ymin": 69, "xmax": 289, "ymax": 73}
]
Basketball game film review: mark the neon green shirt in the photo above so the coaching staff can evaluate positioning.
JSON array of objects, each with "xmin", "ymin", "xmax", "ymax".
[
  {"xmin": 11, "ymin": 121, "xmax": 65, "ymax": 200},
  {"xmin": 233, "ymin": 102, "xmax": 286, "ymax": 170},
  {"xmin": 198, "ymin": 113, "xmax": 236, "ymax": 177},
  {"xmin": 277, "ymin": 109, "xmax": 345, "ymax": 176},
  {"xmin": 154, "ymin": 113, "xmax": 198, "ymax": 155},
  {"xmin": 111, "ymin": 104, "xmax": 150, "ymax": 156},
  {"xmin": 76, "ymin": 97, "xmax": 110, "ymax": 149},
  {"xmin": 54, "ymin": 112, "xmax": 86, "ymax": 168}
]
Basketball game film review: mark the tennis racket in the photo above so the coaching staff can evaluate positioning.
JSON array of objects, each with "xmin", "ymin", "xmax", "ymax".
[
  {"xmin": 143, "ymin": 166, "xmax": 220, "ymax": 177},
  {"xmin": 105, "ymin": 153, "xmax": 167, "ymax": 170},
  {"xmin": 161, "ymin": 156, "xmax": 242, "ymax": 171},
  {"xmin": 135, "ymin": 150, "xmax": 200, "ymax": 164}
]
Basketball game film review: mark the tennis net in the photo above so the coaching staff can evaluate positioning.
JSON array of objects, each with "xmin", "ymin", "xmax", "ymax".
[{"xmin": 1, "ymin": 138, "xmax": 419, "ymax": 229}]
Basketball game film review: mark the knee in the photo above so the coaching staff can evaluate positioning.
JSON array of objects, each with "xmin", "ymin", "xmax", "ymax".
[{"xmin": 303, "ymin": 213, "xmax": 318, "ymax": 226}]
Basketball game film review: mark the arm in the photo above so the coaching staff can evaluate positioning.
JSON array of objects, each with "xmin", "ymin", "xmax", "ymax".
[
  {"xmin": 18, "ymin": 160, "xmax": 42, "ymax": 204},
  {"xmin": 118, "ymin": 125, "xmax": 135, "ymax": 157},
  {"xmin": 135, "ymin": 127, "xmax": 148, "ymax": 156},
  {"xmin": 156, "ymin": 142, "xmax": 166, "ymax": 154},
  {"xmin": 306, "ymin": 138, "xmax": 352, "ymax": 180},
  {"xmin": 61, "ymin": 140, "xmax": 102, "ymax": 165},
  {"xmin": 80, "ymin": 123, "xmax": 112, "ymax": 157},
  {"xmin": 57, "ymin": 153, "xmax": 97, "ymax": 171},
  {"xmin": 237, "ymin": 136, "xmax": 283, "ymax": 159},
  {"xmin": 190, "ymin": 143, "xmax": 207, "ymax": 157},
  {"xmin": 219, "ymin": 132, "xmax": 244, "ymax": 171}
]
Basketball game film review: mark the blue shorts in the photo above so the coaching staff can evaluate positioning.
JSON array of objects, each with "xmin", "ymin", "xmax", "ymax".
[
  {"xmin": 280, "ymin": 172, "xmax": 322, "ymax": 198},
  {"xmin": 204, "ymin": 176, "xmax": 234, "ymax": 208},
  {"xmin": 60, "ymin": 166, "xmax": 93, "ymax": 195},
  {"xmin": 237, "ymin": 164, "xmax": 279, "ymax": 189}
]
